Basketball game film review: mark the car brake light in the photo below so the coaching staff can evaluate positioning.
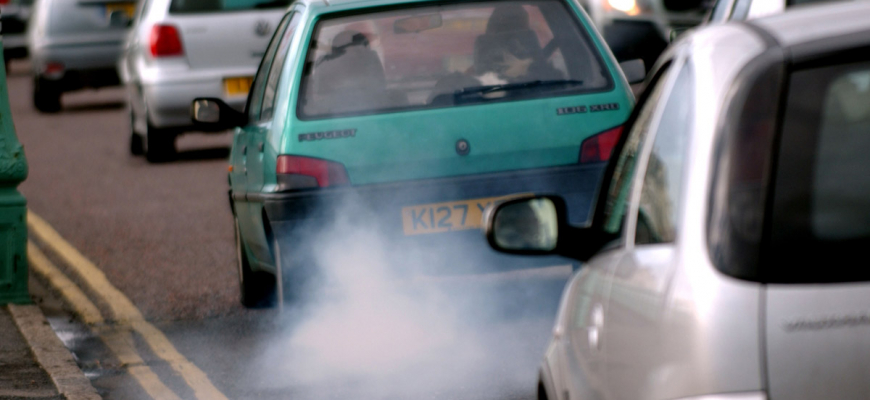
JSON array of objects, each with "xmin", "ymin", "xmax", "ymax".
[
  {"xmin": 150, "ymin": 24, "xmax": 183, "ymax": 57},
  {"xmin": 276, "ymin": 155, "xmax": 350, "ymax": 191},
  {"xmin": 580, "ymin": 126, "xmax": 623, "ymax": 163},
  {"xmin": 43, "ymin": 62, "xmax": 65, "ymax": 78}
]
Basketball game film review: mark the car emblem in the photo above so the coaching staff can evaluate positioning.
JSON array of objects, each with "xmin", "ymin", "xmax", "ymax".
[
  {"xmin": 456, "ymin": 139, "xmax": 470, "ymax": 156},
  {"xmin": 254, "ymin": 20, "xmax": 271, "ymax": 37}
]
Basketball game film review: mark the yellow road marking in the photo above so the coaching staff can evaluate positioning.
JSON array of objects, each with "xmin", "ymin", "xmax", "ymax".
[
  {"xmin": 28, "ymin": 241, "xmax": 181, "ymax": 400},
  {"xmin": 28, "ymin": 242, "xmax": 104, "ymax": 326},
  {"xmin": 28, "ymin": 211, "xmax": 230, "ymax": 400}
]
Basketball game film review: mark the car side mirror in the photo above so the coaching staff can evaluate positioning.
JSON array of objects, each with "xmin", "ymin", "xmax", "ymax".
[
  {"xmin": 484, "ymin": 195, "xmax": 567, "ymax": 255},
  {"xmin": 191, "ymin": 98, "xmax": 248, "ymax": 130},
  {"xmin": 619, "ymin": 59, "xmax": 646, "ymax": 85}
]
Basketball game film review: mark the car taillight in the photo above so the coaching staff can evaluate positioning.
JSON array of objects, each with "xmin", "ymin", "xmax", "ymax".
[
  {"xmin": 149, "ymin": 24, "xmax": 183, "ymax": 58},
  {"xmin": 580, "ymin": 126, "xmax": 623, "ymax": 163},
  {"xmin": 276, "ymin": 155, "xmax": 350, "ymax": 191}
]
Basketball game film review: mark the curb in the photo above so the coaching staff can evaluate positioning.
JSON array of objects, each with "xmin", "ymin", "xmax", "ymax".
[{"xmin": 7, "ymin": 304, "xmax": 102, "ymax": 400}]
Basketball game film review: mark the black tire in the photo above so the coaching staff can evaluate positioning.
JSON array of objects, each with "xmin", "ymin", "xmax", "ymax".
[
  {"xmin": 144, "ymin": 122, "xmax": 176, "ymax": 163},
  {"xmin": 129, "ymin": 111, "xmax": 144, "ymax": 156},
  {"xmin": 33, "ymin": 77, "xmax": 61, "ymax": 113},
  {"xmin": 235, "ymin": 217, "xmax": 276, "ymax": 308}
]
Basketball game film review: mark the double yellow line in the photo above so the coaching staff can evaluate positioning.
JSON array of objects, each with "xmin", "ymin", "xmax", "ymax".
[{"xmin": 27, "ymin": 211, "xmax": 229, "ymax": 400}]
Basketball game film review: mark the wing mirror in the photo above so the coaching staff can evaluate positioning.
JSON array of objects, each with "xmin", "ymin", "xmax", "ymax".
[
  {"xmin": 191, "ymin": 98, "xmax": 248, "ymax": 130},
  {"xmin": 619, "ymin": 59, "xmax": 646, "ymax": 85},
  {"xmin": 484, "ymin": 195, "xmax": 567, "ymax": 255}
]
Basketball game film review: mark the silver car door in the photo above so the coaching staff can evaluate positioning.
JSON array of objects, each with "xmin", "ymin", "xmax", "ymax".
[{"xmin": 602, "ymin": 60, "xmax": 693, "ymax": 400}]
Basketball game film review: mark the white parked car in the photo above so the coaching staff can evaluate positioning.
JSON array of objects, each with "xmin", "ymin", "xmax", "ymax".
[
  {"xmin": 484, "ymin": 1, "xmax": 870, "ymax": 399},
  {"xmin": 119, "ymin": 0, "xmax": 287, "ymax": 162}
]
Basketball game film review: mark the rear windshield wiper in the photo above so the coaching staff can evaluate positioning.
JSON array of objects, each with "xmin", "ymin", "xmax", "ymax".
[{"xmin": 456, "ymin": 79, "xmax": 585, "ymax": 98}]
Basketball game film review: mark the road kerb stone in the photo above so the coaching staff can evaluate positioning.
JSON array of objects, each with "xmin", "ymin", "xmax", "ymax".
[{"xmin": 7, "ymin": 304, "xmax": 102, "ymax": 400}]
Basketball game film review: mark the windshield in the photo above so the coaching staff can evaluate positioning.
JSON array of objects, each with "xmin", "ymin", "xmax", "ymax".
[
  {"xmin": 298, "ymin": 0, "xmax": 612, "ymax": 120},
  {"xmin": 47, "ymin": 0, "xmax": 133, "ymax": 35},
  {"xmin": 169, "ymin": 0, "xmax": 291, "ymax": 13}
]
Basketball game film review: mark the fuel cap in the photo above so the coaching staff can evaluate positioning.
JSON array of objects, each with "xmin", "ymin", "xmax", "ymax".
[{"xmin": 456, "ymin": 139, "xmax": 470, "ymax": 156}]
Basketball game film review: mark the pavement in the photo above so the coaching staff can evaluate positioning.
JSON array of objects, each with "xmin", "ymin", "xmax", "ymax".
[{"xmin": 0, "ymin": 302, "xmax": 100, "ymax": 400}]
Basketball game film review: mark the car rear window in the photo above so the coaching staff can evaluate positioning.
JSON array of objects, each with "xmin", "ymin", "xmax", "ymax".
[
  {"xmin": 767, "ymin": 60, "xmax": 870, "ymax": 283},
  {"xmin": 47, "ymin": 0, "xmax": 134, "ymax": 35},
  {"xmin": 169, "ymin": 0, "xmax": 291, "ymax": 13},
  {"xmin": 297, "ymin": 0, "xmax": 612, "ymax": 120}
]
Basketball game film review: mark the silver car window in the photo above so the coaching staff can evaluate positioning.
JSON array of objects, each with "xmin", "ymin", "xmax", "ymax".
[
  {"xmin": 47, "ymin": 0, "xmax": 133, "ymax": 35},
  {"xmin": 601, "ymin": 65, "xmax": 673, "ymax": 236},
  {"xmin": 634, "ymin": 65, "xmax": 693, "ymax": 245},
  {"xmin": 169, "ymin": 0, "xmax": 290, "ymax": 13}
]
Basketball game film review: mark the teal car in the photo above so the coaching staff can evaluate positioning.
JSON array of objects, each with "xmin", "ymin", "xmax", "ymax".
[{"xmin": 192, "ymin": 0, "xmax": 641, "ymax": 307}]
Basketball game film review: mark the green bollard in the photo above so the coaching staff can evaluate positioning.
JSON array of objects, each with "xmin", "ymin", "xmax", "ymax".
[{"xmin": 0, "ymin": 40, "xmax": 30, "ymax": 305}]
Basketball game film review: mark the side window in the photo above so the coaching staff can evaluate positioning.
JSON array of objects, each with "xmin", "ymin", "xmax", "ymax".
[
  {"xmin": 261, "ymin": 12, "xmax": 302, "ymax": 122},
  {"xmin": 602, "ymin": 66, "xmax": 674, "ymax": 236},
  {"xmin": 635, "ymin": 65, "xmax": 694, "ymax": 245},
  {"xmin": 247, "ymin": 12, "xmax": 294, "ymax": 122}
]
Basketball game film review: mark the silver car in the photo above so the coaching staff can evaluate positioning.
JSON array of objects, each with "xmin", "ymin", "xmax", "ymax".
[
  {"xmin": 119, "ymin": 0, "xmax": 286, "ymax": 162},
  {"xmin": 484, "ymin": 2, "xmax": 870, "ymax": 399},
  {"xmin": 27, "ymin": 0, "xmax": 134, "ymax": 112}
]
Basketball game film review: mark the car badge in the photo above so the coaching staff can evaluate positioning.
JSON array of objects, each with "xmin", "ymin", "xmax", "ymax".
[
  {"xmin": 456, "ymin": 139, "xmax": 470, "ymax": 156},
  {"xmin": 254, "ymin": 20, "xmax": 271, "ymax": 37}
]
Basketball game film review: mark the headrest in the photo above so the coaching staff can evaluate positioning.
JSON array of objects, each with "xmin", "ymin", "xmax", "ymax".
[{"xmin": 332, "ymin": 30, "xmax": 369, "ymax": 50}]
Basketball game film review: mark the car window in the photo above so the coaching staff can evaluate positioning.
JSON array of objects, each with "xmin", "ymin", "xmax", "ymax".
[
  {"xmin": 634, "ymin": 65, "xmax": 693, "ymax": 245},
  {"xmin": 47, "ymin": 0, "xmax": 132, "ymax": 35},
  {"xmin": 261, "ymin": 12, "xmax": 302, "ymax": 122},
  {"xmin": 768, "ymin": 60, "xmax": 870, "ymax": 283},
  {"xmin": 247, "ymin": 12, "xmax": 294, "ymax": 122},
  {"xmin": 602, "ymin": 66, "xmax": 674, "ymax": 237},
  {"xmin": 169, "ymin": 0, "xmax": 291, "ymax": 13},
  {"xmin": 297, "ymin": 0, "xmax": 612, "ymax": 120}
]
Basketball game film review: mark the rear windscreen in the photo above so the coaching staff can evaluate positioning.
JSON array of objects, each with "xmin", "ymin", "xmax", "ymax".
[
  {"xmin": 768, "ymin": 60, "xmax": 870, "ymax": 283},
  {"xmin": 297, "ymin": 0, "xmax": 612, "ymax": 120},
  {"xmin": 169, "ymin": 0, "xmax": 291, "ymax": 13},
  {"xmin": 48, "ymin": 0, "xmax": 134, "ymax": 35}
]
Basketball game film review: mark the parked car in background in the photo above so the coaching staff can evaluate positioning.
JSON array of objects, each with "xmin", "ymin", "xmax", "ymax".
[
  {"xmin": 484, "ymin": 2, "xmax": 870, "ymax": 399},
  {"xmin": 192, "ymin": 0, "xmax": 645, "ymax": 307},
  {"xmin": 119, "ymin": 0, "xmax": 287, "ymax": 162},
  {"xmin": 1, "ymin": 0, "xmax": 33, "ymax": 69},
  {"xmin": 27, "ymin": 0, "xmax": 134, "ymax": 113},
  {"xmin": 581, "ymin": 0, "xmax": 712, "ymax": 68}
]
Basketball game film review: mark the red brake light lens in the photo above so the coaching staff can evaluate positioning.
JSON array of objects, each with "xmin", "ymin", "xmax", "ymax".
[
  {"xmin": 580, "ymin": 126, "xmax": 623, "ymax": 163},
  {"xmin": 150, "ymin": 24, "xmax": 184, "ymax": 57},
  {"xmin": 276, "ymin": 155, "xmax": 350, "ymax": 190}
]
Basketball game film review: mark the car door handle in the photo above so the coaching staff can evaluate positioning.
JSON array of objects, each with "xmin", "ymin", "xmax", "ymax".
[
  {"xmin": 257, "ymin": 142, "xmax": 264, "ymax": 153},
  {"xmin": 588, "ymin": 303, "xmax": 604, "ymax": 351}
]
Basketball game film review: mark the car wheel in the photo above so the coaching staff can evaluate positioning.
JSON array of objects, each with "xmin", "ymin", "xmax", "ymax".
[
  {"xmin": 235, "ymin": 216, "xmax": 276, "ymax": 308},
  {"xmin": 143, "ymin": 122, "xmax": 176, "ymax": 163},
  {"xmin": 129, "ymin": 110, "xmax": 144, "ymax": 156},
  {"xmin": 33, "ymin": 77, "xmax": 61, "ymax": 113}
]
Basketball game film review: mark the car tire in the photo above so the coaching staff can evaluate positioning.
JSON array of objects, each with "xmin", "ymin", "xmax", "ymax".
[
  {"xmin": 129, "ymin": 111, "xmax": 144, "ymax": 156},
  {"xmin": 33, "ymin": 77, "xmax": 61, "ymax": 113},
  {"xmin": 143, "ymin": 122, "xmax": 176, "ymax": 163},
  {"xmin": 235, "ymin": 216, "xmax": 276, "ymax": 308}
]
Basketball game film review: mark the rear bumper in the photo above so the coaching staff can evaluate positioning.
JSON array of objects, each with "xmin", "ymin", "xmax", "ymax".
[
  {"xmin": 143, "ymin": 79, "xmax": 247, "ymax": 129},
  {"xmin": 252, "ymin": 164, "xmax": 604, "ymax": 273}
]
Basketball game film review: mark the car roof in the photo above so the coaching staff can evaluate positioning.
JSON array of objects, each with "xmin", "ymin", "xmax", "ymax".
[
  {"xmin": 750, "ymin": 0, "xmax": 870, "ymax": 49},
  {"xmin": 295, "ymin": 0, "xmax": 550, "ymax": 15}
]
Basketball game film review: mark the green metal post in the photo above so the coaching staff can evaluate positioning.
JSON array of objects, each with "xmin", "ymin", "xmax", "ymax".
[{"xmin": 0, "ymin": 40, "xmax": 30, "ymax": 305}]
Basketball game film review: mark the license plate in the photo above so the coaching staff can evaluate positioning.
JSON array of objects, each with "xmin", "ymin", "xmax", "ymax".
[
  {"xmin": 223, "ymin": 77, "xmax": 253, "ymax": 97},
  {"xmin": 105, "ymin": 2, "xmax": 135, "ymax": 18},
  {"xmin": 401, "ymin": 194, "xmax": 530, "ymax": 236}
]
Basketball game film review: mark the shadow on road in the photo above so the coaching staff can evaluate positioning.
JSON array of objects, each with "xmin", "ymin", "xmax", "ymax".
[
  {"xmin": 62, "ymin": 101, "xmax": 126, "ymax": 113},
  {"xmin": 174, "ymin": 147, "xmax": 231, "ymax": 162}
]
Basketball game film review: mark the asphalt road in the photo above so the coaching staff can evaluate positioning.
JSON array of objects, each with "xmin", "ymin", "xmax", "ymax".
[{"xmin": 9, "ymin": 59, "xmax": 571, "ymax": 400}]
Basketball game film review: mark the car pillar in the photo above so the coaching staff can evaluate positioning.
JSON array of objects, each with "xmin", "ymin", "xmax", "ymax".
[{"xmin": 0, "ymin": 42, "xmax": 30, "ymax": 305}]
